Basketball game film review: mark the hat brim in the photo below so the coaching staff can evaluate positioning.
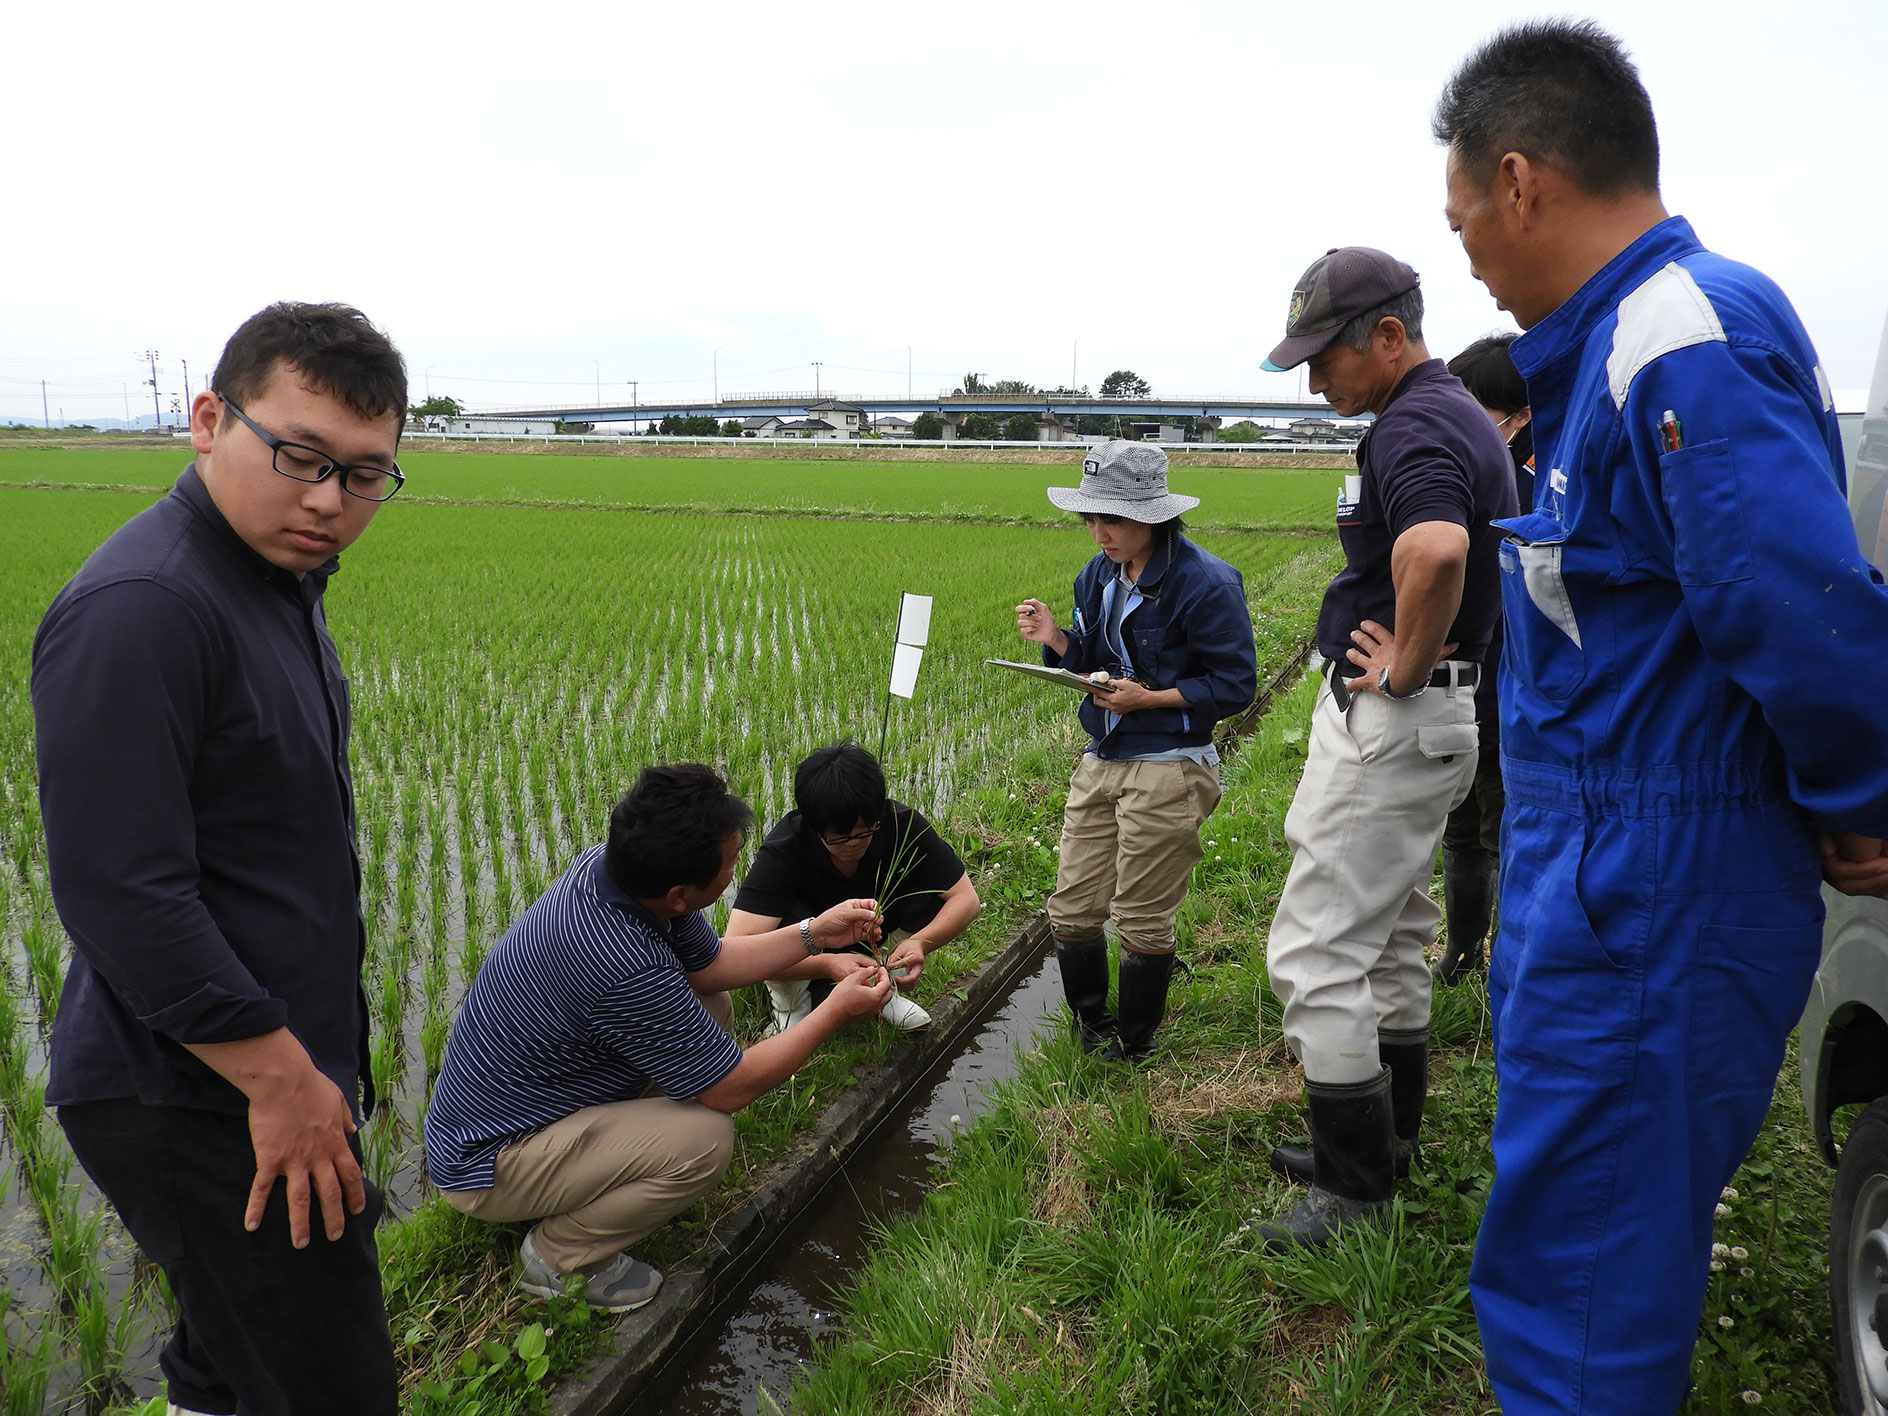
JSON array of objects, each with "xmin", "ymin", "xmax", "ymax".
[
  {"xmin": 1263, "ymin": 325, "xmax": 1343, "ymax": 373},
  {"xmin": 1046, "ymin": 485, "xmax": 1201, "ymax": 520}
]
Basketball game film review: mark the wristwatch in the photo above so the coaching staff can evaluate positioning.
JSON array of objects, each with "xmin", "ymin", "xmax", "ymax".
[
  {"xmin": 799, "ymin": 917, "xmax": 817, "ymax": 955},
  {"xmin": 1378, "ymin": 666, "xmax": 1427, "ymax": 699}
]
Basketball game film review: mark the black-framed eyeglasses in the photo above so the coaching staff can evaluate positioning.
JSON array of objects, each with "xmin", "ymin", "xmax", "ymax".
[
  {"xmin": 223, "ymin": 399, "xmax": 406, "ymax": 502},
  {"xmin": 819, "ymin": 823, "xmax": 881, "ymax": 848}
]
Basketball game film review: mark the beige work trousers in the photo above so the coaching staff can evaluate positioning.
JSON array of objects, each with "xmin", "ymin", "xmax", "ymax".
[
  {"xmin": 441, "ymin": 991, "xmax": 738, "ymax": 1275},
  {"xmin": 1047, "ymin": 754, "xmax": 1222, "ymax": 956},
  {"xmin": 1266, "ymin": 668, "xmax": 1479, "ymax": 1083}
]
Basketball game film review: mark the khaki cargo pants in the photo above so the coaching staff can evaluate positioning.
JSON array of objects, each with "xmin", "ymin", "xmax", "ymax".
[
  {"xmin": 1047, "ymin": 754, "xmax": 1222, "ymax": 956},
  {"xmin": 441, "ymin": 991, "xmax": 738, "ymax": 1275}
]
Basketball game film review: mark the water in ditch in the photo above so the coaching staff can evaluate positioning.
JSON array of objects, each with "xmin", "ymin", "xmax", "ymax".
[{"xmin": 646, "ymin": 950, "xmax": 1065, "ymax": 1415}]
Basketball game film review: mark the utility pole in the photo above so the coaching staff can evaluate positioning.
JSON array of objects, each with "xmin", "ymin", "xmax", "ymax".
[
  {"xmin": 812, "ymin": 361, "xmax": 822, "ymax": 397},
  {"xmin": 628, "ymin": 380, "xmax": 638, "ymax": 433},
  {"xmin": 181, "ymin": 359, "xmax": 191, "ymax": 409},
  {"xmin": 713, "ymin": 348, "xmax": 723, "ymax": 403},
  {"xmin": 907, "ymin": 346, "xmax": 912, "ymax": 400},
  {"xmin": 122, "ymin": 384, "xmax": 130, "ymax": 426},
  {"xmin": 143, "ymin": 350, "xmax": 162, "ymax": 429},
  {"xmin": 593, "ymin": 360, "xmax": 600, "ymax": 404},
  {"xmin": 41, "ymin": 380, "xmax": 49, "ymax": 430}
]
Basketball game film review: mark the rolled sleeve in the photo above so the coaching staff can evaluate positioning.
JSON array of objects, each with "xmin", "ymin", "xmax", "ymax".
[
  {"xmin": 595, "ymin": 968, "xmax": 743, "ymax": 1100},
  {"xmin": 33, "ymin": 581, "xmax": 284, "ymax": 1042}
]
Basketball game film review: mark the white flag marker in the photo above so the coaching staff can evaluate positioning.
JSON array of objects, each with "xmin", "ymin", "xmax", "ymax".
[
  {"xmin": 896, "ymin": 592, "xmax": 933, "ymax": 648},
  {"xmin": 889, "ymin": 642, "xmax": 925, "ymax": 699}
]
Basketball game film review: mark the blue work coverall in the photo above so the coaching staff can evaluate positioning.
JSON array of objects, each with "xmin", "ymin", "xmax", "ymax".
[{"xmin": 1472, "ymin": 215, "xmax": 1888, "ymax": 1413}]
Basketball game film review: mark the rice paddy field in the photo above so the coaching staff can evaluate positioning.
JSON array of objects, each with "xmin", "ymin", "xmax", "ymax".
[
  {"xmin": 0, "ymin": 446, "xmax": 1340, "ymax": 1412},
  {"xmin": 0, "ymin": 446, "xmax": 1344, "ymax": 530}
]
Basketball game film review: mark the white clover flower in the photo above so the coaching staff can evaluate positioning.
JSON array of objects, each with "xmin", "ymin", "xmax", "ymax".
[
  {"xmin": 1740, "ymin": 1393, "xmax": 1762, "ymax": 1406},
  {"xmin": 1740, "ymin": 1267, "xmax": 1754, "ymax": 1278},
  {"xmin": 1722, "ymin": 1186, "xmax": 1739, "ymax": 1201},
  {"xmin": 1231, "ymin": 836, "xmax": 1239, "ymax": 843},
  {"xmin": 1730, "ymin": 1246, "xmax": 1747, "ymax": 1260},
  {"xmin": 1718, "ymin": 1315, "xmax": 1734, "ymax": 1329},
  {"xmin": 1715, "ymin": 1203, "xmax": 1731, "ymax": 1219},
  {"xmin": 1710, "ymin": 1260, "xmax": 1725, "ymax": 1271},
  {"xmin": 1712, "ymin": 1243, "xmax": 1730, "ymax": 1258},
  {"xmin": 1207, "ymin": 839, "xmax": 1217, "ymax": 847}
]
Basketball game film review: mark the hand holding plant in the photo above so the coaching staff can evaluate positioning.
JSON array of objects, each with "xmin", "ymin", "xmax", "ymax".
[
  {"xmin": 812, "ymin": 898, "xmax": 882, "ymax": 950},
  {"xmin": 825, "ymin": 964, "xmax": 894, "ymax": 1022},
  {"xmin": 823, "ymin": 952, "xmax": 880, "ymax": 985},
  {"xmin": 884, "ymin": 937, "xmax": 931, "ymax": 986}
]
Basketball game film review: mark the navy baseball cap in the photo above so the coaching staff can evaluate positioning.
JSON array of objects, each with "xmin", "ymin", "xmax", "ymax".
[{"xmin": 1262, "ymin": 247, "xmax": 1422, "ymax": 372}]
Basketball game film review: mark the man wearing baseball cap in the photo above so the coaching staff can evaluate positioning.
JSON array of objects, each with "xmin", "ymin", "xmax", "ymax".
[{"xmin": 1249, "ymin": 248, "xmax": 1516, "ymax": 1248}]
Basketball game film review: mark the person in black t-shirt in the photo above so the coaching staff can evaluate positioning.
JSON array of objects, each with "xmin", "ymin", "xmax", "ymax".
[
  {"xmin": 1248, "ymin": 247, "xmax": 1516, "ymax": 1252},
  {"xmin": 728, "ymin": 743, "xmax": 982, "ymax": 1033}
]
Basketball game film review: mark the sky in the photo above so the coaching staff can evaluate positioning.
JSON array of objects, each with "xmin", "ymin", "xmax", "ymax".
[{"xmin": 4, "ymin": 0, "xmax": 1885, "ymax": 425}]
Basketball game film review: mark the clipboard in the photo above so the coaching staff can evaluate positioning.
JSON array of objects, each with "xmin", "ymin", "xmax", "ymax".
[{"xmin": 983, "ymin": 659, "xmax": 1115, "ymax": 693}]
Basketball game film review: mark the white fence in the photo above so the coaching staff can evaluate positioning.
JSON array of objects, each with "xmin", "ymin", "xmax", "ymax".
[{"xmin": 398, "ymin": 431, "xmax": 1356, "ymax": 454}]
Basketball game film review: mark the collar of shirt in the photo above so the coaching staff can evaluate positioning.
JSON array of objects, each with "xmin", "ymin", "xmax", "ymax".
[
  {"xmin": 174, "ymin": 463, "xmax": 342, "ymax": 606},
  {"xmin": 1355, "ymin": 359, "xmax": 1450, "ymax": 462},
  {"xmin": 1510, "ymin": 215, "xmax": 1704, "ymax": 385},
  {"xmin": 585, "ymin": 849, "xmax": 682, "ymax": 938}
]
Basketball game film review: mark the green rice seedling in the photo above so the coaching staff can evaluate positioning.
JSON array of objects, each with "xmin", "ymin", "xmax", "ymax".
[
  {"xmin": 0, "ymin": 1294, "xmax": 56, "ymax": 1416},
  {"xmin": 21, "ymin": 890, "xmax": 65, "ymax": 1033},
  {"xmin": 66, "ymin": 1268, "xmax": 142, "ymax": 1414}
]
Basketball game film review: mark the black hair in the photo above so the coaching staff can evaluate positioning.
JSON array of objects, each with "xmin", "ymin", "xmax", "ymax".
[
  {"xmin": 604, "ymin": 763, "xmax": 754, "ymax": 898},
  {"xmin": 1084, "ymin": 513, "xmax": 1188, "ymax": 535},
  {"xmin": 1336, "ymin": 287, "xmax": 1425, "ymax": 353},
  {"xmin": 1433, "ymin": 19, "xmax": 1659, "ymax": 197},
  {"xmin": 211, "ymin": 301, "xmax": 409, "ymax": 429},
  {"xmin": 1447, "ymin": 333, "xmax": 1528, "ymax": 416},
  {"xmin": 793, "ymin": 742, "xmax": 888, "ymax": 838}
]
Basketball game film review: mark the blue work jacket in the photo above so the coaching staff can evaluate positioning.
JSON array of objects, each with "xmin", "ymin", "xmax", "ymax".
[
  {"xmin": 1502, "ymin": 215, "xmax": 1888, "ymax": 832},
  {"xmin": 1044, "ymin": 531, "xmax": 1258, "ymax": 760}
]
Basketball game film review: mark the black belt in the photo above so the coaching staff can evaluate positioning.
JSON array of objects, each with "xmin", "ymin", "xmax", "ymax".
[{"xmin": 1326, "ymin": 660, "xmax": 1478, "ymax": 710}]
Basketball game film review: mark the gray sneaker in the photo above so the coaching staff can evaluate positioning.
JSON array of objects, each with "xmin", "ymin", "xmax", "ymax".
[{"xmin": 519, "ymin": 1230, "xmax": 663, "ymax": 1312}]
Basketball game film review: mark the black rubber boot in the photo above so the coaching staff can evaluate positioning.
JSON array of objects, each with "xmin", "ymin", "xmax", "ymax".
[
  {"xmin": 1269, "ymin": 1027, "xmax": 1428, "ymax": 1183},
  {"xmin": 1054, "ymin": 934, "xmax": 1116, "ymax": 1053},
  {"xmin": 1099, "ymin": 949, "xmax": 1175, "ymax": 1063},
  {"xmin": 1434, "ymin": 852, "xmax": 1495, "ymax": 984},
  {"xmin": 1250, "ymin": 1068, "xmax": 1395, "ymax": 1250}
]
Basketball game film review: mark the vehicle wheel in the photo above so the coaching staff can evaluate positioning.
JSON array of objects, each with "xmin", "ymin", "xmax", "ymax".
[{"xmin": 1834, "ymin": 1096, "xmax": 1888, "ymax": 1414}]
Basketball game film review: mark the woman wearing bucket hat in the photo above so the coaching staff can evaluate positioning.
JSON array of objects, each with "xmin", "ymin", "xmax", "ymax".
[{"xmin": 1015, "ymin": 441, "xmax": 1257, "ymax": 1061}]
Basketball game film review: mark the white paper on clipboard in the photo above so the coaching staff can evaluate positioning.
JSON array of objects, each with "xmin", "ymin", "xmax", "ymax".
[{"xmin": 982, "ymin": 658, "xmax": 1113, "ymax": 693}]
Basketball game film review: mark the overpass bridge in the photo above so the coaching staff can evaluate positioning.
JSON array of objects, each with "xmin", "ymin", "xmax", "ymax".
[{"xmin": 472, "ymin": 390, "xmax": 1362, "ymax": 431}]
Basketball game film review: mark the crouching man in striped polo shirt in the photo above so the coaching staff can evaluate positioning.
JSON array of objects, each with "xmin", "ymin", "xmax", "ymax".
[{"xmin": 423, "ymin": 763, "xmax": 891, "ymax": 1311}]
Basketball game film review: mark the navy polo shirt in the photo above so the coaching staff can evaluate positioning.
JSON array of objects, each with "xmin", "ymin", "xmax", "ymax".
[
  {"xmin": 1314, "ymin": 359, "xmax": 1518, "ymax": 664},
  {"xmin": 32, "ymin": 466, "xmax": 372, "ymax": 1117},
  {"xmin": 423, "ymin": 846, "xmax": 744, "ymax": 1191}
]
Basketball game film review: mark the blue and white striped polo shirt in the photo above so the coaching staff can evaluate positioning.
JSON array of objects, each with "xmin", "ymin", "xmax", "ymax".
[{"xmin": 422, "ymin": 845, "xmax": 744, "ymax": 1191}]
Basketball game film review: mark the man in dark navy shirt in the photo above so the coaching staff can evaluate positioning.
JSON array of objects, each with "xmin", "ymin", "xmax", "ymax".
[
  {"xmin": 1246, "ymin": 249, "xmax": 1516, "ymax": 1250},
  {"xmin": 32, "ymin": 302, "xmax": 409, "ymax": 1416}
]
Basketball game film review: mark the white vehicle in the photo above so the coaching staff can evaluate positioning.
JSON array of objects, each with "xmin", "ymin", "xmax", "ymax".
[{"xmin": 1799, "ymin": 309, "xmax": 1888, "ymax": 1415}]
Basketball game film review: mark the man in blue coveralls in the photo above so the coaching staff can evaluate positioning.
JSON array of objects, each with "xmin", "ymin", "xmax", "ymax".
[{"xmin": 1434, "ymin": 20, "xmax": 1888, "ymax": 1412}]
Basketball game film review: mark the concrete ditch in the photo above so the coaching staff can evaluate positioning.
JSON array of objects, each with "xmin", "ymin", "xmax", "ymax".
[{"xmin": 550, "ymin": 912, "xmax": 1054, "ymax": 1416}]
